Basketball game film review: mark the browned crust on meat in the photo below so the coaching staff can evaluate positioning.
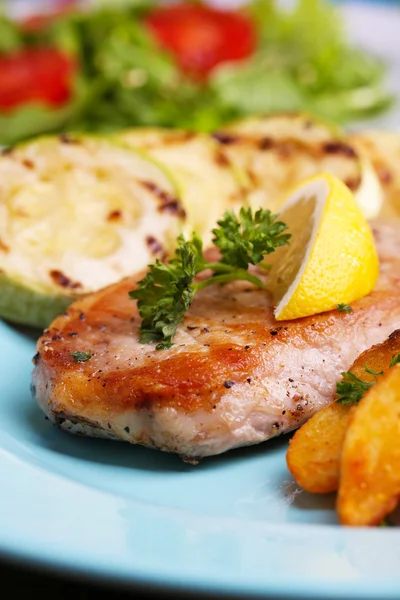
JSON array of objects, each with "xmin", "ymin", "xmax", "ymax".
[
  {"xmin": 34, "ymin": 277, "xmax": 400, "ymax": 418},
  {"xmin": 31, "ymin": 222, "xmax": 400, "ymax": 461}
]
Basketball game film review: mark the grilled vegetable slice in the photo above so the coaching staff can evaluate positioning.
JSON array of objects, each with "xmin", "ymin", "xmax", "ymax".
[
  {"xmin": 0, "ymin": 135, "xmax": 184, "ymax": 328},
  {"xmin": 214, "ymin": 113, "xmax": 383, "ymax": 217},
  {"xmin": 349, "ymin": 130, "xmax": 400, "ymax": 217},
  {"xmin": 116, "ymin": 128, "xmax": 245, "ymax": 245}
]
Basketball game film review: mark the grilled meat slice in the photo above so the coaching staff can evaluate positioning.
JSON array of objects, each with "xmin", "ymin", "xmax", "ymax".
[{"xmin": 32, "ymin": 222, "xmax": 400, "ymax": 461}]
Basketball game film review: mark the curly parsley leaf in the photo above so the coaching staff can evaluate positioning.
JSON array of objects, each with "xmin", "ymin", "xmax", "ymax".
[
  {"xmin": 212, "ymin": 207, "xmax": 290, "ymax": 270},
  {"xmin": 364, "ymin": 365, "xmax": 384, "ymax": 376},
  {"xmin": 130, "ymin": 235, "xmax": 204, "ymax": 350},
  {"xmin": 390, "ymin": 353, "xmax": 400, "ymax": 368},
  {"xmin": 336, "ymin": 353, "xmax": 400, "ymax": 405},
  {"xmin": 130, "ymin": 208, "xmax": 290, "ymax": 349},
  {"xmin": 70, "ymin": 350, "xmax": 92, "ymax": 363},
  {"xmin": 336, "ymin": 303, "xmax": 353, "ymax": 313},
  {"xmin": 336, "ymin": 371, "xmax": 375, "ymax": 405}
]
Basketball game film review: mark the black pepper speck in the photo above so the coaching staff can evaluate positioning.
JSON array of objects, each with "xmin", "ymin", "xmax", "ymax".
[{"xmin": 224, "ymin": 380, "xmax": 235, "ymax": 389}]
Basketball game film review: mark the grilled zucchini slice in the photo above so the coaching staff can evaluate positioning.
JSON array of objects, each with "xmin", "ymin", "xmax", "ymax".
[
  {"xmin": 349, "ymin": 130, "xmax": 400, "ymax": 217},
  {"xmin": 116, "ymin": 128, "xmax": 245, "ymax": 245},
  {"xmin": 0, "ymin": 135, "xmax": 184, "ymax": 328},
  {"xmin": 213, "ymin": 113, "xmax": 382, "ymax": 217}
]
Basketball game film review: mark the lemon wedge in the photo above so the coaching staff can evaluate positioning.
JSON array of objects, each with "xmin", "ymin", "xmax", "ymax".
[{"xmin": 268, "ymin": 173, "xmax": 379, "ymax": 321}]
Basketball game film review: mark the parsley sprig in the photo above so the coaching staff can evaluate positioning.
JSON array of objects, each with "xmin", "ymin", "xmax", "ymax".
[
  {"xmin": 130, "ymin": 208, "xmax": 290, "ymax": 349},
  {"xmin": 336, "ymin": 353, "xmax": 400, "ymax": 405},
  {"xmin": 336, "ymin": 371, "xmax": 375, "ymax": 405},
  {"xmin": 70, "ymin": 350, "xmax": 92, "ymax": 363},
  {"xmin": 336, "ymin": 303, "xmax": 353, "ymax": 313}
]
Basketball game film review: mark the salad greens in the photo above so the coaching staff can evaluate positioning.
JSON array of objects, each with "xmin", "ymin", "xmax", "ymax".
[
  {"xmin": 212, "ymin": 0, "xmax": 392, "ymax": 123},
  {"xmin": 0, "ymin": 0, "xmax": 393, "ymax": 145}
]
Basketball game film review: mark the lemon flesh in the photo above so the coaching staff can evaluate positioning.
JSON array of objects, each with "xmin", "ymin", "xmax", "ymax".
[{"xmin": 268, "ymin": 173, "xmax": 379, "ymax": 321}]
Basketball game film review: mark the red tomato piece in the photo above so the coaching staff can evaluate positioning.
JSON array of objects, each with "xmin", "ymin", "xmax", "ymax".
[
  {"xmin": 0, "ymin": 48, "xmax": 75, "ymax": 111},
  {"xmin": 145, "ymin": 3, "xmax": 256, "ymax": 79}
]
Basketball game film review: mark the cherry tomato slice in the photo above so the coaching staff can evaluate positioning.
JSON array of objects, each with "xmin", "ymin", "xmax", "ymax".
[
  {"xmin": 0, "ymin": 48, "xmax": 75, "ymax": 111},
  {"xmin": 145, "ymin": 3, "xmax": 256, "ymax": 79}
]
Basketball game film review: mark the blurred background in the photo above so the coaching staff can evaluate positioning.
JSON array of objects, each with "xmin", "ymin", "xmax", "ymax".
[{"xmin": 0, "ymin": 0, "xmax": 399, "ymax": 147}]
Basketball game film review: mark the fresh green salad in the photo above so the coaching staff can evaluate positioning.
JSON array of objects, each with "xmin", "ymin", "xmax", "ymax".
[{"xmin": 0, "ymin": 0, "xmax": 393, "ymax": 145}]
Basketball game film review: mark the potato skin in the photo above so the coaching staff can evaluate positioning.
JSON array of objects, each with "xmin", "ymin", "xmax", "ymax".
[
  {"xmin": 338, "ymin": 364, "xmax": 400, "ymax": 526},
  {"xmin": 287, "ymin": 401, "xmax": 353, "ymax": 494},
  {"xmin": 287, "ymin": 329, "xmax": 400, "ymax": 494}
]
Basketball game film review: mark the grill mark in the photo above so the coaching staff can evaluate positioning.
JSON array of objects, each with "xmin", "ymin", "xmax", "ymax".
[
  {"xmin": 22, "ymin": 159, "xmax": 35, "ymax": 170},
  {"xmin": 59, "ymin": 133, "xmax": 79, "ymax": 145},
  {"xmin": 376, "ymin": 164, "xmax": 393, "ymax": 185},
  {"xmin": 0, "ymin": 238, "xmax": 9, "ymax": 253},
  {"xmin": 214, "ymin": 149, "xmax": 231, "ymax": 168},
  {"xmin": 344, "ymin": 177, "xmax": 362, "ymax": 191},
  {"xmin": 50, "ymin": 270, "xmax": 82, "ymax": 290},
  {"xmin": 212, "ymin": 132, "xmax": 238, "ymax": 145},
  {"xmin": 217, "ymin": 133, "xmax": 360, "ymax": 168},
  {"xmin": 107, "ymin": 210, "xmax": 122, "ymax": 222},
  {"xmin": 163, "ymin": 131, "xmax": 196, "ymax": 145},
  {"xmin": 323, "ymin": 141, "xmax": 358, "ymax": 158},
  {"xmin": 259, "ymin": 137, "xmax": 273, "ymax": 150},
  {"xmin": 141, "ymin": 180, "xmax": 186, "ymax": 219},
  {"xmin": 146, "ymin": 235, "xmax": 165, "ymax": 257}
]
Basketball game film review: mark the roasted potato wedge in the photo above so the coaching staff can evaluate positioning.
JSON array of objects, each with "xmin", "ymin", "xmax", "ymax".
[
  {"xmin": 338, "ymin": 364, "xmax": 400, "ymax": 526},
  {"xmin": 287, "ymin": 329, "xmax": 400, "ymax": 493},
  {"xmin": 286, "ymin": 401, "xmax": 353, "ymax": 494}
]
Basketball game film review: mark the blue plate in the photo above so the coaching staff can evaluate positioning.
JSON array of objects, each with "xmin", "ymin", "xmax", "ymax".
[
  {"xmin": 1, "ymin": 2, "xmax": 400, "ymax": 598},
  {"xmin": 1, "ymin": 316, "xmax": 400, "ymax": 599}
]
